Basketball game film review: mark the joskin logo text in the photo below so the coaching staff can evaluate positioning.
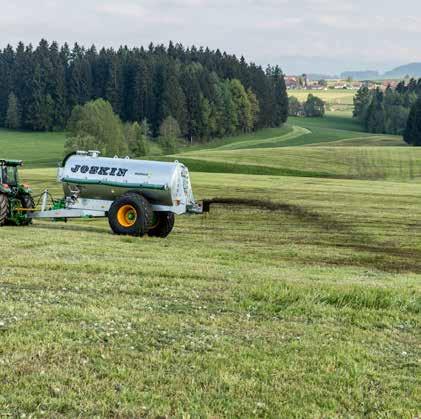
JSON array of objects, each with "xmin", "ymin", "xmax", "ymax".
[{"xmin": 70, "ymin": 165, "xmax": 128, "ymax": 177}]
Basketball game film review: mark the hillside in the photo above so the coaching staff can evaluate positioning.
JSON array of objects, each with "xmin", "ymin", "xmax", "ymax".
[
  {"xmin": 0, "ymin": 114, "xmax": 408, "ymax": 179},
  {"xmin": 341, "ymin": 70, "xmax": 379, "ymax": 80},
  {"xmin": 173, "ymin": 114, "xmax": 409, "ymax": 180},
  {"xmin": 0, "ymin": 129, "xmax": 66, "ymax": 167},
  {"xmin": 384, "ymin": 62, "xmax": 421, "ymax": 78}
]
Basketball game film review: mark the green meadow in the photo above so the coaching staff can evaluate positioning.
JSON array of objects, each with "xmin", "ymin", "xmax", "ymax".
[{"xmin": 0, "ymin": 112, "xmax": 420, "ymax": 416}]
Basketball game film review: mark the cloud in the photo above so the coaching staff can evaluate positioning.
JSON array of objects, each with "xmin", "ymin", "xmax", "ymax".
[
  {"xmin": 1, "ymin": 0, "xmax": 421, "ymax": 73},
  {"xmin": 99, "ymin": 2, "xmax": 146, "ymax": 18}
]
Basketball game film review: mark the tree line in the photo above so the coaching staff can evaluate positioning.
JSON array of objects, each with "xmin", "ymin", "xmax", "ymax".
[
  {"xmin": 353, "ymin": 79, "xmax": 421, "ymax": 136},
  {"xmin": 0, "ymin": 40, "xmax": 288, "ymax": 142},
  {"xmin": 288, "ymin": 94, "xmax": 325, "ymax": 117},
  {"xmin": 65, "ymin": 99, "xmax": 186, "ymax": 156}
]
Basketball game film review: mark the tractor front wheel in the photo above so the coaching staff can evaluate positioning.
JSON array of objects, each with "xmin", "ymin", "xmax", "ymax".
[
  {"xmin": 108, "ymin": 193, "xmax": 153, "ymax": 237},
  {"xmin": 0, "ymin": 193, "xmax": 8, "ymax": 226}
]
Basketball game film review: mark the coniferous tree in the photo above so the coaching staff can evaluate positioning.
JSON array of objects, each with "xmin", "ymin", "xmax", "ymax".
[
  {"xmin": 271, "ymin": 66, "xmax": 288, "ymax": 126},
  {"xmin": 353, "ymin": 86, "xmax": 371, "ymax": 121},
  {"xmin": 180, "ymin": 66, "xmax": 204, "ymax": 142},
  {"xmin": 5, "ymin": 92, "xmax": 21, "ymax": 129},
  {"xmin": 404, "ymin": 97, "xmax": 421, "ymax": 146},
  {"xmin": 364, "ymin": 89, "xmax": 385, "ymax": 134},
  {"xmin": 27, "ymin": 64, "xmax": 54, "ymax": 130},
  {"xmin": 0, "ymin": 45, "xmax": 15, "ymax": 125}
]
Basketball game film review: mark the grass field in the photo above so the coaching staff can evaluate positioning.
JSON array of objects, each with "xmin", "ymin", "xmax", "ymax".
[
  {"xmin": 172, "ymin": 114, "xmax": 411, "ymax": 181},
  {"xmin": 0, "ymin": 115, "xmax": 420, "ymax": 416},
  {"xmin": 0, "ymin": 129, "xmax": 66, "ymax": 167},
  {"xmin": 288, "ymin": 89, "xmax": 355, "ymax": 113},
  {"xmin": 0, "ymin": 168, "xmax": 419, "ymax": 416}
]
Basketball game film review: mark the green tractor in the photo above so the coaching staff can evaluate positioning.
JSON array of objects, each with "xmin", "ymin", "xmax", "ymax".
[{"xmin": 0, "ymin": 159, "xmax": 35, "ymax": 226}]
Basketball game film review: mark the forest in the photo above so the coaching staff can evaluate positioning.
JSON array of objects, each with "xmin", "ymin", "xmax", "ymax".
[
  {"xmin": 0, "ymin": 40, "xmax": 288, "ymax": 142},
  {"xmin": 353, "ymin": 79, "xmax": 421, "ymax": 137}
]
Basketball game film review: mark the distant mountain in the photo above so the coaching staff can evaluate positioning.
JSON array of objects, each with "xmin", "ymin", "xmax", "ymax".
[
  {"xmin": 341, "ymin": 70, "xmax": 379, "ymax": 80},
  {"xmin": 384, "ymin": 63, "xmax": 421, "ymax": 78}
]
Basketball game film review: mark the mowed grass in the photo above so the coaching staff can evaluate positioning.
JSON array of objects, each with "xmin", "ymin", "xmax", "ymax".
[
  {"xmin": 0, "ymin": 168, "xmax": 419, "ymax": 416},
  {"xmin": 178, "ymin": 147, "xmax": 421, "ymax": 180},
  {"xmin": 174, "ymin": 114, "xmax": 408, "ymax": 180},
  {"xmin": 0, "ymin": 129, "xmax": 66, "ymax": 167}
]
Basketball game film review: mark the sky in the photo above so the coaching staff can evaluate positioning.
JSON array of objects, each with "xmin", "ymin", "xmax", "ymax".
[{"xmin": 1, "ymin": 0, "xmax": 421, "ymax": 74}]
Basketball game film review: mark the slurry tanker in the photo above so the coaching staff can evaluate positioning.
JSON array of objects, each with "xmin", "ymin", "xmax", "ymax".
[{"xmin": 0, "ymin": 151, "xmax": 205, "ymax": 238}]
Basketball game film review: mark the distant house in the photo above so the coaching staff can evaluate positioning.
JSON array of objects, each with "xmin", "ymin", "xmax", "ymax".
[
  {"xmin": 285, "ymin": 76, "xmax": 300, "ymax": 89},
  {"xmin": 381, "ymin": 80, "xmax": 400, "ymax": 90}
]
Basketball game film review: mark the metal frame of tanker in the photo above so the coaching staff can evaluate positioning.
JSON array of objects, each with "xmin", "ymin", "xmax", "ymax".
[{"xmin": 29, "ymin": 194, "xmax": 204, "ymax": 220}]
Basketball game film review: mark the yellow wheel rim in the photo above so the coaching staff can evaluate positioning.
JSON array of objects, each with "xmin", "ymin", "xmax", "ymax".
[{"xmin": 117, "ymin": 204, "xmax": 137, "ymax": 227}]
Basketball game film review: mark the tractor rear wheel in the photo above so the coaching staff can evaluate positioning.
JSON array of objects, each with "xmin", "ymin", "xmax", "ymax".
[
  {"xmin": 19, "ymin": 193, "xmax": 35, "ymax": 226},
  {"xmin": 148, "ymin": 212, "xmax": 175, "ymax": 238},
  {"xmin": 0, "ymin": 193, "xmax": 8, "ymax": 227},
  {"xmin": 108, "ymin": 193, "xmax": 153, "ymax": 237}
]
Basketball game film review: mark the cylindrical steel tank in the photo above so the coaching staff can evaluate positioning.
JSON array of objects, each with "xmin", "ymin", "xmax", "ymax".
[{"xmin": 58, "ymin": 151, "xmax": 195, "ymax": 207}]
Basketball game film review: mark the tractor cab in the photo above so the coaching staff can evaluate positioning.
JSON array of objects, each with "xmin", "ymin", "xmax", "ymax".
[
  {"xmin": 0, "ymin": 159, "xmax": 34, "ymax": 227},
  {"xmin": 0, "ymin": 160, "xmax": 22, "ymax": 188}
]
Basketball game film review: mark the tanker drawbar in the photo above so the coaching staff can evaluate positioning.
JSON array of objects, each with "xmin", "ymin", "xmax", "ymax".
[{"xmin": 16, "ymin": 150, "xmax": 206, "ymax": 238}]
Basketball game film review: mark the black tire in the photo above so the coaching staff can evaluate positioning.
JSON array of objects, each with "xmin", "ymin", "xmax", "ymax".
[
  {"xmin": 19, "ymin": 193, "xmax": 35, "ymax": 226},
  {"xmin": 0, "ymin": 193, "xmax": 8, "ymax": 227},
  {"xmin": 108, "ymin": 193, "xmax": 153, "ymax": 237},
  {"xmin": 148, "ymin": 212, "xmax": 175, "ymax": 238}
]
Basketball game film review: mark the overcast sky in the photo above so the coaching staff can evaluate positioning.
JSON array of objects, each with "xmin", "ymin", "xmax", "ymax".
[{"xmin": 1, "ymin": 0, "xmax": 420, "ymax": 74}]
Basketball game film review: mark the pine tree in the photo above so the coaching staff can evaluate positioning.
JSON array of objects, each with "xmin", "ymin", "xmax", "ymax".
[
  {"xmin": 5, "ymin": 92, "xmax": 21, "ymax": 129},
  {"xmin": 353, "ymin": 86, "xmax": 371, "ymax": 121},
  {"xmin": 364, "ymin": 89, "xmax": 385, "ymax": 134},
  {"xmin": 180, "ymin": 67, "xmax": 204, "ymax": 142},
  {"xmin": 272, "ymin": 68, "xmax": 288, "ymax": 125},
  {"xmin": 404, "ymin": 97, "xmax": 421, "ymax": 146},
  {"xmin": 14, "ymin": 43, "xmax": 34, "ymax": 128},
  {"xmin": 162, "ymin": 62, "xmax": 187, "ymax": 135},
  {"xmin": 0, "ymin": 45, "xmax": 15, "ymax": 126},
  {"xmin": 49, "ymin": 41, "xmax": 67, "ymax": 129},
  {"xmin": 27, "ymin": 64, "xmax": 55, "ymax": 131}
]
